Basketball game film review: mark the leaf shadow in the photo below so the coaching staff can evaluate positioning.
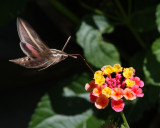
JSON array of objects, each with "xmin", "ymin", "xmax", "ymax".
[
  {"xmin": 48, "ymin": 78, "xmax": 93, "ymax": 115},
  {"xmin": 145, "ymin": 50, "xmax": 160, "ymax": 83},
  {"xmin": 76, "ymin": 14, "xmax": 100, "ymax": 31}
]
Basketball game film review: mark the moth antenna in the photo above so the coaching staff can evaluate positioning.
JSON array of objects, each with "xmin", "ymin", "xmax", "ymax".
[
  {"xmin": 70, "ymin": 54, "xmax": 94, "ymax": 74},
  {"xmin": 62, "ymin": 36, "xmax": 71, "ymax": 51}
]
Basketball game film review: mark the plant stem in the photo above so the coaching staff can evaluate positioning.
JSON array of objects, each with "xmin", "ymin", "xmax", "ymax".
[
  {"xmin": 80, "ymin": 1, "xmax": 104, "ymax": 15},
  {"xmin": 115, "ymin": 0, "xmax": 146, "ymax": 49},
  {"xmin": 120, "ymin": 111, "xmax": 130, "ymax": 128},
  {"xmin": 115, "ymin": 0, "xmax": 127, "ymax": 20},
  {"xmin": 126, "ymin": 24, "xmax": 146, "ymax": 49},
  {"xmin": 128, "ymin": 0, "xmax": 132, "ymax": 18},
  {"xmin": 49, "ymin": 0, "xmax": 80, "ymax": 24},
  {"xmin": 80, "ymin": 1, "xmax": 119, "ymax": 21}
]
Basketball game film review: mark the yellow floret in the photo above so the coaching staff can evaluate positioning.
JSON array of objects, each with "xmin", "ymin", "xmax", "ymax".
[
  {"xmin": 113, "ymin": 64, "xmax": 123, "ymax": 73},
  {"xmin": 103, "ymin": 65, "xmax": 114, "ymax": 75},
  {"xmin": 94, "ymin": 70, "xmax": 103, "ymax": 79},
  {"xmin": 95, "ymin": 76, "xmax": 105, "ymax": 85},
  {"xmin": 125, "ymin": 79, "xmax": 135, "ymax": 87},
  {"xmin": 123, "ymin": 67, "xmax": 135, "ymax": 78},
  {"xmin": 102, "ymin": 87, "xmax": 112, "ymax": 98}
]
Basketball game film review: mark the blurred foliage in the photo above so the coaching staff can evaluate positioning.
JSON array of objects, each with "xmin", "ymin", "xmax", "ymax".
[
  {"xmin": 156, "ymin": 4, "xmax": 160, "ymax": 33},
  {"xmin": 1, "ymin": 0, "xmax": 160, "ymax": 128},
  {"xmin": 29, "ymin": 73, "xmax": 103, "ymax": 128}
]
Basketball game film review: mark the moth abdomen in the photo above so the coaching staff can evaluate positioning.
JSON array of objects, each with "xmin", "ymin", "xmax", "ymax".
[{"xmin": 9, "ymin": 57, "xmax": 48, "ymax": 68}]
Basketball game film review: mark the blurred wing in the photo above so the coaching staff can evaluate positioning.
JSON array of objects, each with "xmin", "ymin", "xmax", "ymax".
[
  {"xmin": 17, "ymin": 18, "xmax": 50, "ymax": 52},
  {"xmin": 20, "ymin": 42, "xmax": 42, "ymax": 59}
]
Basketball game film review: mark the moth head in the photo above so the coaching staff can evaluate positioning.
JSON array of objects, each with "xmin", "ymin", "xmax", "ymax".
[{"xmin": 61, "ymin": 54, "xmax": 68, "ymax": 60}]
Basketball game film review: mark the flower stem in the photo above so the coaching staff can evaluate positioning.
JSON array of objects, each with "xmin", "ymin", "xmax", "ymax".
[
  {"xmin": 49, "ymin": 0, "xmax": 79, "ymax": 24},
  {"xmin": 120, "ymin": 111, "xmax": 130, "ymax": 128},
  {"xmin": 115, "ymin": 0, "xmax": 146, "ymax": 49},
  {"xmin": 128, "ymin": 0, "xmax": 132, "ymax": 18}
]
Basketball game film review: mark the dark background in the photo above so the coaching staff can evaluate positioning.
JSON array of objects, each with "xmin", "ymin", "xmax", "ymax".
[{"xmin": 0, "ymin": 0, "xmax": 86, "ymax": 127}]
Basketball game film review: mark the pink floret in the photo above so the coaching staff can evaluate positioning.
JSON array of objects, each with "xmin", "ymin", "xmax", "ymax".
[
  {"xmin": 89, "ymin": 92, "xmax": 97, "ymax": 103},
  {"xmin": 111, "ymin": 99, "xmax": 125, "ymax": 112},
  {"xmin": 132, "ymin": 85, "xmax": 144, "ymax": 97},
  {"xmin": 130, "ymin": 77, "xmax": 144, "ymax": 88}
]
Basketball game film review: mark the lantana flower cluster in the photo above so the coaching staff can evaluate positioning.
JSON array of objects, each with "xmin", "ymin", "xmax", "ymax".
[{"xmin": 85, "ymin": 64, "xmax": 144, "ymax": 112}]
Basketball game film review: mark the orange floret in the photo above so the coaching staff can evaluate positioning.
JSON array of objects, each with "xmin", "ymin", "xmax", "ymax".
[
  {"xmin": 123, "ymin": 88, "xmax": 136, "ymax": 100},
  {"xmin": 92, "ymin": 86, "xmax": 103, "ymax": 97},
  {"xmin": 95, "ymin": 94, "xmax": 109, "ymax": 109},
  {"xmin": 111, "ymin": 88, "xmax": 123, "ymax": 100}
]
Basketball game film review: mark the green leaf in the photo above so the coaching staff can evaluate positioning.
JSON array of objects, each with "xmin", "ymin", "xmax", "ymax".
[
  {"xmin": 92, "ymin": 15, "xmax": 114, "ymax": 33},
  {"xmin": 63, "ymin": 73, "xmax": 91, "ymax": 101},
  {"xmin": 143, "ymin": 38, "xmax": 160, "ymax": 86},
  {"xmin": 0, "ymin": 0, "xmax": 27, "ymax": 26},
  {"xmin": 131, "ymin": 7, "xmax": 156, "ymax": 32},
  {"xmin": 143, "ymin": 55, "xmax": 160, "ymax": 86},
  {"xmin": 63, "ymin": 87, "xmax": 90, "ymax": 102},
  {"xmin": 76, "ymin": 14, "xmax": 120, "ymax": 68},
  {"xmin": 29, "ymin": 96, "xmax": 103, "ymax": 128},
  {"xmin": 29, "ymin": 73, "xmax": 103, "ymax": 128},
  {"xmin": 29, "ymin": 94, "xmax": 101, "ymax": 128},
  {"xmin": 29, "ymin": 94, "xmax": 56, "ymax": 128},
  {"xmin": 152, "ymin": 38, "xmax": 160, "ymax": 61},
  {"xmin": 156, "ymin": 4, "xmax": 160, "ymax": 33}
]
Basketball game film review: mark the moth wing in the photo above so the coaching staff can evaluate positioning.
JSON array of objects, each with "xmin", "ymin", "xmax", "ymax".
[
  {"xmin": 17, "ymin": 17, "xmax": 50, "ymax": 53},
  {"xmin": 20, "ymin": 42, "xmax": 43, "ymax": 59}
]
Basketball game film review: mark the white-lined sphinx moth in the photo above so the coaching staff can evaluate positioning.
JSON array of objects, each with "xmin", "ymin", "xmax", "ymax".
[{"xmin": 9, "ymin": 18, "xmax": 77, "ymax": 70}]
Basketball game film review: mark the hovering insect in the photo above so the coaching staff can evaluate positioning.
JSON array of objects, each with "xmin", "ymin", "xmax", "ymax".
[{"xmin": 9, "ymin": 18, "xmax": 77, "ymax": 70}]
